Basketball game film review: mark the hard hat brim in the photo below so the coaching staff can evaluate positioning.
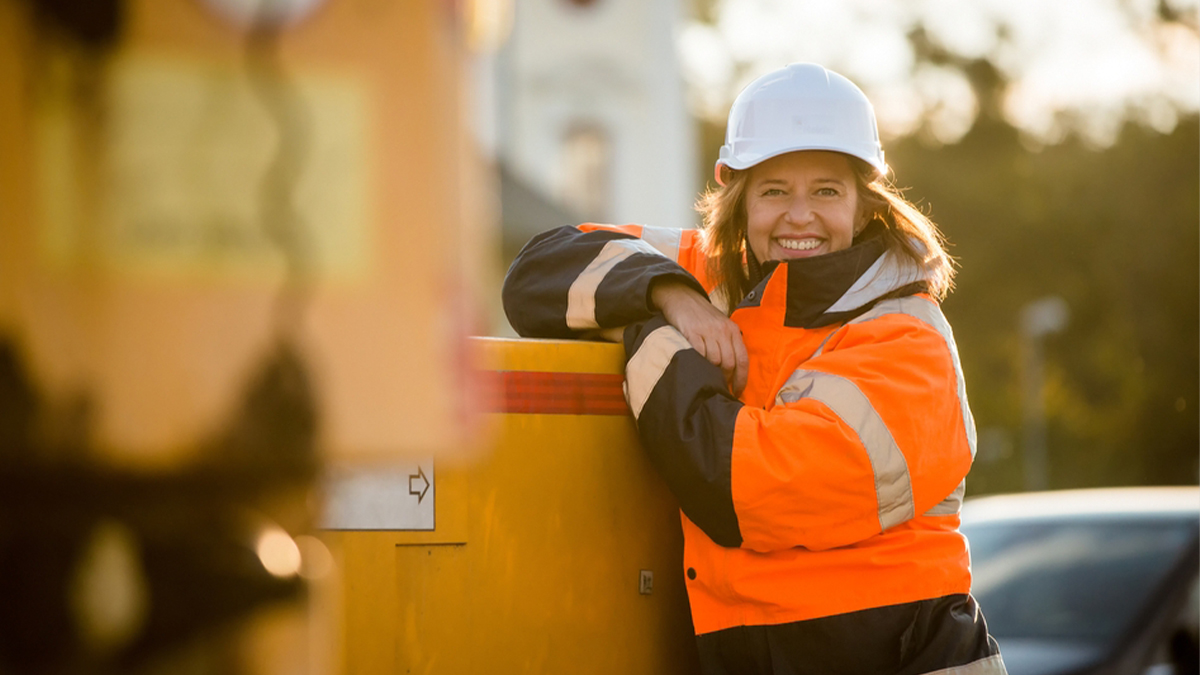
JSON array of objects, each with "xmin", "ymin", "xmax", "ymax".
[{"xmin": 714, "ymin": 145, "xmax": 887, "ymax": 186}]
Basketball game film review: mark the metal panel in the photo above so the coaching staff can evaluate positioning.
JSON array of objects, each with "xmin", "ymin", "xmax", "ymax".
[{"xmin": 323, "ymin": 338, "xmax": 700, "ymax": 674}]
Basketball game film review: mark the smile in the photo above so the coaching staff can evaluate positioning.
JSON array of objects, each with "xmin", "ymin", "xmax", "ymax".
[{"xmin": 778, "ymin": 238, "xmax": 822, "ymax": 251}]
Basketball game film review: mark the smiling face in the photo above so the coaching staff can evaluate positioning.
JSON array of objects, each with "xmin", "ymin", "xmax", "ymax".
[{"xmin": 744, "ymin": 151, "xmax": 862, "ymax": 263}]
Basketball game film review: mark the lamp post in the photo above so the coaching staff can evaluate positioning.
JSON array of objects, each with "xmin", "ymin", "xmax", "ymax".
[{"xmin": 1020, "ymin": 296, "xmax": 1069, "ymax": 491}]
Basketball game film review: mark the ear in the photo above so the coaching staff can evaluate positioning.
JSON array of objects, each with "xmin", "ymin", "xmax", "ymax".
[
  {"xmin": 855, "ymin": 201, "xmax": 884, "ymax": 235},
  {"xmin": 853, "ymin": 211, "xmax": 870, "ymax": 236}
]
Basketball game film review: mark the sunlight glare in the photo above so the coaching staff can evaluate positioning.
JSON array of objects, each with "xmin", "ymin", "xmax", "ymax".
[
  {"xmin": 685, "ymin": 0, "xmax": 1198, "ymax": 146},
  {"xmin": 256, "ymin": 527, "xmax": 302, "ymax": 579}
]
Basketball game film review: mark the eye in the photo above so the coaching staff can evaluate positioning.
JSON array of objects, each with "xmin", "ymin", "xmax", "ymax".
[
  {"xmin": 815, "ymin": 186, "xmax": 841, "ymax": 197},
  {"xmin": 760, "ymin": 187, "xmax": 786, "ymax": 197}
]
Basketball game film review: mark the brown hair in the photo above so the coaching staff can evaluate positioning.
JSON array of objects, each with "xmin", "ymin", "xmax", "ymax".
[{"xmin": 697, "ymin": 158, "xmax": 954, "ymax": 312}]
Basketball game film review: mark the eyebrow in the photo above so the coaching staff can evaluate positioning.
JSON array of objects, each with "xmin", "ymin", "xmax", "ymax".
[{"xmin": 752, "ymin": 177, "xmax": 847, "ymax": 188}]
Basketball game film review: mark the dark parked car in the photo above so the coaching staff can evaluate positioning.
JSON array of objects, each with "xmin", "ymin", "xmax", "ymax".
[{"xmin": 961, "ymin": 487, "xmax": 1199, "ymax": 675}]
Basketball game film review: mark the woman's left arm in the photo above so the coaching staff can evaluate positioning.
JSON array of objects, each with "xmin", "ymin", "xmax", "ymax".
[{"xmin": 624, "ymin": 298, "xmax": 975, "ymax": 552}]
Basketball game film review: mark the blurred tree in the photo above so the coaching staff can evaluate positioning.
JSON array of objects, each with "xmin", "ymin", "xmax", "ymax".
[{"xmin": 892, "ymin": 115, "xmax": 1199, "ymax": 494}]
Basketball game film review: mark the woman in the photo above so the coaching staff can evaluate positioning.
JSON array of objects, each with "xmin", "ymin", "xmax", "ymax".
[{"xmin": 503, "ymin": 63, "xmax": 1005, "ymax": 675}]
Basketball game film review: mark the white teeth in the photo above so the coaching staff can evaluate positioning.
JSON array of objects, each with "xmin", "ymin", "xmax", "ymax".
[{"xmin": 778, "ymin": 239, "xmax": 821, "ymax": 251}]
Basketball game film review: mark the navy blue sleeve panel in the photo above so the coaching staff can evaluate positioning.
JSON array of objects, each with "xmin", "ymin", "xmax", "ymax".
[
  {"xmin": 502, "ymin": 226, "xmax": 706, "ymax": 339},
  {"xmin": 624, "ymin": 317, "xmax": 744, "ymax": 548},
  {"xmin": 594, "ymin": 255, "xmax": 705, "ymax": 329},
  {"xmin": 502, "ymin": 226, "xmax": 601, "ymax": 338}
]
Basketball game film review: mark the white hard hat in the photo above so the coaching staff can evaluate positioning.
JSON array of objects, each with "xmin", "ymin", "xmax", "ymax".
[{"xmin": 715, "ymin": 63, "xmax": 887, "ymax": 185}]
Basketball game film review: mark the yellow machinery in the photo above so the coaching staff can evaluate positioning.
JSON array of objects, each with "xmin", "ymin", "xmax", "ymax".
[
  {"xmin": 1, "ymin": 0, "xmax": 697, "ymax": 670},
  {"xmin": 0, "ymin": 0, "xmax": 492, "ymax": 470},
  {"xmin": 0, "ymin": 0, "xmax": 497, "ymax": 672},
  {"xmin": 323, "ymin": 337, "xmax": 701, "ymax": 674}
]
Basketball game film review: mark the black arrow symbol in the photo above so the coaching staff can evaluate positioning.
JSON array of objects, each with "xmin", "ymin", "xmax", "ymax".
[{"xmin": 409, "ymin": 466, "xmax": 430, "ymax": 504}]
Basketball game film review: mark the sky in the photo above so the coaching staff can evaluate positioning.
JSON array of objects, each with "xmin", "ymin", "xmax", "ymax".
[{"xmin": 679, "ymin": 0, "xmax": 1200, "ymax": 147}]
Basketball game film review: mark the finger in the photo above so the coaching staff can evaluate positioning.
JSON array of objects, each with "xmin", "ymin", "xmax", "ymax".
[
  {"xmin": 709, "ymin": 335, "xmax": 737, "ymax": 389},
  {"xmin": 720, "ymin": 338, "xmax": 737, "ymax": 383},
  {"xmin": 701, "ymin": 334, "xmax": 723, "ymax": 369},
  {"xmin": 685, "ymin": 328, "xmax": 709, "ymax": 360},
  {"xmin": 720, "ymin": 338, "xmax": 743, "ymax": 395},
  {"xmin": 731, "ymin": 330, "xmax": 749, "ymax": 396},
  {"xmin": 704, "ymin": 336, "xmax": 738, "ymax": 393}
]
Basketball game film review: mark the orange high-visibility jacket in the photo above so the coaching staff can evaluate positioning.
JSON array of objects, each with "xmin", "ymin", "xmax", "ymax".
[{"xmin": 503, "ymin": 223, "xmax": 987, "ymax": 648}]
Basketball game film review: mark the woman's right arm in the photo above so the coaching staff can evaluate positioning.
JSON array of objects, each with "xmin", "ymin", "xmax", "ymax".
[
  {"xmin": 502, "ymin": 225, "xmax": 708, "ymax": 339},
  {"xmin": 503, "ymin": 224, "xmax": 749, "ymax": 394}
]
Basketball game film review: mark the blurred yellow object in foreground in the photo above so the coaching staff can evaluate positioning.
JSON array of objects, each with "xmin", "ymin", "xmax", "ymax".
[{"xmin": 0, "ymin": 0, "xmax": 496, "ymax": 672}]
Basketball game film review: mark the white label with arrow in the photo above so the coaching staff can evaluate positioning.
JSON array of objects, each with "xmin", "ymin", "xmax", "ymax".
[{"xmin": 320, "ymin": 461, "xmax": 435, "ymax": 530}]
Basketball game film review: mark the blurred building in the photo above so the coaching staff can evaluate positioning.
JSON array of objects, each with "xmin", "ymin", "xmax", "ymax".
[{"xmin": 480, "ymin": 0, "xmax": 699, "ymax": 262}]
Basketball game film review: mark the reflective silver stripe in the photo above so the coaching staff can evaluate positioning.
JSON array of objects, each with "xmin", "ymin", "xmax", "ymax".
[
  {"xmin": 924, "ymin": 480, "xmax": 965, "ymax": 516},
  {"xmin": 776, "ymin": 369, "xmax": 915, "ymax": 530},
  {"xmin": 639, "ymin": 226, "xmax": 683, "ymax": 262},
  {"xmin": 847, "ymin": 296, "xmax": 978, "ymax": 458},
  {"xmin": 919, "ymin": 654, "xmax": 1007, "ymax": 675},
  {"xmin": 809, "ymin": 329, "xmax": 839, "ymax": 360},
  {"xmin": 624, "ymin": 326, "xmax": 692, "ymax": 420},
  {"xmin": 566, "ymin": 238, "xmax": 665, "ymax": 330},
  {"xmin": 825, "ymin": 250, "xmax": 930, "ymax": 313}
]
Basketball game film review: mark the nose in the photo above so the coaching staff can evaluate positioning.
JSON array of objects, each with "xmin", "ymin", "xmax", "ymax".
[{"xmin": 784, "ymin": 194, "xmax": 814, "ymax": 225}]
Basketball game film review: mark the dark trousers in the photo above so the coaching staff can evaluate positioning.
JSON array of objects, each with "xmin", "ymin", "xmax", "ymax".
[{"xmin": 696, "ymin": 594, "xmax": 1003, "ymax": 675}]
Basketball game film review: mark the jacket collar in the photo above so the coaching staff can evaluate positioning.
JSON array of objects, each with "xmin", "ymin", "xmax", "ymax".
[{"xmin": 734, "ymin": 226, "xmax": 937, "ymax": 329}]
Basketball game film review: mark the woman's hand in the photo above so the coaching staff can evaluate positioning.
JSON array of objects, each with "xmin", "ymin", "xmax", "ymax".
[{"xmin": 650, "ymin": 280, "xmax": 748, "ymax": 396}]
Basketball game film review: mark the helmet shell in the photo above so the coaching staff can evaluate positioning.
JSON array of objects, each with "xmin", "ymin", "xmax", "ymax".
[{"xmin": 716, "ymin": 63, "xmax": 887, "ymax": 185}]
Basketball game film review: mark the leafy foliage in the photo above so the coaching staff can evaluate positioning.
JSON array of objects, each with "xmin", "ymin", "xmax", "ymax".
[{"xmin": 887, "ymin": 117, "xmax": 1199, "ymax": 493}]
